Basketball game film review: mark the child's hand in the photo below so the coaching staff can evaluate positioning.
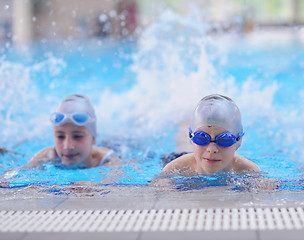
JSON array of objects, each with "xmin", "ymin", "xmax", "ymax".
[
  {"xmin": 148, "ymin": 178, "xmax": 177, "ymax": 192},
  {"xmin": 252, "ymin": 178, "xmax": 279, "ymax": 191},
  {"xmin": 63, "ymin": 181, "xmax": 101, "ymax": 195},
  {"xmin": 0, "ymin": 181, "xmax": 9, "ymax": 188},
  {"xmin": 242, "ymin": 178, "xmax": 279, "ymax": 192},
  {"xmin": 1, "ymin": 168, "xmax": 21, "ymax": 180}
]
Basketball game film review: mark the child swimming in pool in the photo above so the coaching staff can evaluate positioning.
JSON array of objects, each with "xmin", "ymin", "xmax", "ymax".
[
  {"xmin": 162, "ymin": 94, "xmax": 260, "ymax": 176},
  {"xmin": 25, "ymin": 94, "xmax": 117, "ymax": 169}
]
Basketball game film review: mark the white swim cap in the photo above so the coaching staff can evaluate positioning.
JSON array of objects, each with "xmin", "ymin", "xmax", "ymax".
[
  {"xmin": 190, "ymin": 94, "xmax": 244, "ymax": 148},
  {"xmin": 54, "ymin": 94, "xmax": 97, "ymax": 138}
]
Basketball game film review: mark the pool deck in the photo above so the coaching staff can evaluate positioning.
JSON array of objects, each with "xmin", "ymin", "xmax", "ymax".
[{"xmin": 1, "ymin": 184, "xmax": 304, "ymax": 239}]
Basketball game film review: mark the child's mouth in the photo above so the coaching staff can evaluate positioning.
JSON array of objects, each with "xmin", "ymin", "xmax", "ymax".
[
  {"xmin": 63, "ymin": 153, "xmax": 79, "ymax": 159},
  {"xmin": 203, "ymin": 158, "xmax": 221, "ymax": 163}
]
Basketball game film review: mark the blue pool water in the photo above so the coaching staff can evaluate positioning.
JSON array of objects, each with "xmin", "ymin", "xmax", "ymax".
[{"xmin": 0, "ymin": 12, "xmax": 304, "ymax": 190}]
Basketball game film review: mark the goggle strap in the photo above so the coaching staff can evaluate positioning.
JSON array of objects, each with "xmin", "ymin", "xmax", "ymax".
[
  {"xmin": 236, "ymin": 132, "xmax": 245, "ymax": 141},
  {"xmin": 189, "ymin": 132, "xmax": 193, "ymax": 139},
  {"xmin": 188, "ymin": 128, "xmax": 193, "ymax": 139}
]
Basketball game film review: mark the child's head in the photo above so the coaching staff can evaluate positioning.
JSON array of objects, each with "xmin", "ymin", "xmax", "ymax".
[
  {"xmin": 190, "ymin": 94, "xmax": 243, "ymax": 143},
  {"xmin": 189, "ymin": 94, "xmax": 244, "ymax": 174},
  {"xmin": 53, "ymin": 94, "xmax": 96, "ymax": 138},
  {"xmin": 50, "ymin": 94, "xmax": 97, "ymax": 166}
]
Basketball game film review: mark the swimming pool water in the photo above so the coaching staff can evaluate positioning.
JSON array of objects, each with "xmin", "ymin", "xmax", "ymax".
[{"xmin": 0, "ymin": 12, "xmax": 304, "ymax": 190}]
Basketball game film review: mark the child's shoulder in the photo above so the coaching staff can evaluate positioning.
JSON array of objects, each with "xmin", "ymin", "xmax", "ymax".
[
  {"xmin": 93, "ymin": 146, "xmax": 111, "ymax": 155},
  {"xmin": 162, "ymin": 153, "xmax": 196, "ymax": 176},
  {"xmin": 233, "ymin": 153, "xmax": 261, "ymax": 172},
  {"xmin": 26, "ymin": 146, "xmax": 56, "ymax": 168},
  {"xmin": 93, "ymin": 146, "xmax": 116, "ymax": 159},
  {"xmin": 92, "ymin": 147, "xmax": 117, "ymax": 166}
]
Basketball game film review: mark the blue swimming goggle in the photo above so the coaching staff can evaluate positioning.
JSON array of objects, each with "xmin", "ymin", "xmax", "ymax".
[
  {"xmin": 50, "ymin": 112, "xmax": 91, "ymax": 126},
  {"xmin": 189, "ymin": 128, "xmax": 244, "ymax": 148}
]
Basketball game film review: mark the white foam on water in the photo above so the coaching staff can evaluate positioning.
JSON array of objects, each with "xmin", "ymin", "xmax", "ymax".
[
  {"xmin": 95, "ymin": 10, "xmax": 304, "ymax": 165},
  {"xmin": 96, "ymin": 11, "xmax": 229, "ymax": 134},
  {"xmin": 95, "ymin": 11, "xmax": 279, "ymax": 133},
  {"xmin": 0, "ymin": 10, "xmax": 303, "ymax": 170},
  {"xmin": 0, "ymin": 55, "xmax": 66, "ymax": 146}
]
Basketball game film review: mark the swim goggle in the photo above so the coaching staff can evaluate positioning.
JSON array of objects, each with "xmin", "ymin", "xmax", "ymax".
[
  {"xmin": 189, "ymin": 128, "xmax": 244, "ymax": 148},
  {"xmin": 50, "ymin": 112, "xmax": 92, "ymax": 126}
]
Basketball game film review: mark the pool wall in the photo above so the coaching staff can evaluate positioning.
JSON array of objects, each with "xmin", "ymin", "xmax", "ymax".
[{"xmin": 1, "ymin": 185, "xmax": 304, "ymax": 239}]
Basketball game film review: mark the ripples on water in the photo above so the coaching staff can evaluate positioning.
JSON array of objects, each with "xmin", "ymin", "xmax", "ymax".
[{"xmin": 0, "ymin": 11, "xmax": 304, "ymax": 191}]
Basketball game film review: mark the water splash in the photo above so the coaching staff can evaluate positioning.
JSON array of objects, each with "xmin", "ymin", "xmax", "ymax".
[
  {"xmin": 0, "ymin": 54, "xmax": 66, "ymax": 146},
  {"xmin": 96, "ymin": 10, "xmax": 304, "ymax": 172},
  {"xmin": 96, "ymin": 11, "xmax": 282, "ymax": 136},
  {"xmin": 0, "ymin": 10, "xmax": 304, "ymax": 187},
  {"xmin": 97, "ymin": 11, "xmax": 229, "ymax": 135}
]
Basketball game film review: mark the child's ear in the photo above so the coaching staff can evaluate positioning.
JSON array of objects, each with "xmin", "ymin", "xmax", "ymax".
[{"xmin": 92, "ymin": 137, "xmax": 96, "ymax": 145}]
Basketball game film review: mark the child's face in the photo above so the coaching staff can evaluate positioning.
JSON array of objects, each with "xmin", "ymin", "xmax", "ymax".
[
  {"xmin": 53, "ymin": 123, "xmax": 96, "ymax": 166},
  {"xmin": 192, "ymin": 126, "xmax": 237, "ymax": 174}
]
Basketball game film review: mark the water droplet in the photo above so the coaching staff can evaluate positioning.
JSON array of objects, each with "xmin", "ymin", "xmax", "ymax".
[
  {"xmin": 120, "ymin": 14, "xmax": 126, "ymax": 21},
  {"xmin": 122, "ymin": 28, "xmax": 129, "ymax": 36},
  {"xmin": 99, "ymin": 14, "xmax": 108, "ymax": 22},
  {"xmin": 109, "ymin": 10, "xmax": 117, "ymax": 18}
]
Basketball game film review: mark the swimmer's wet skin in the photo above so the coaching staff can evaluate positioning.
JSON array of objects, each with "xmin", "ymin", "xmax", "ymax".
[
  {"xmin": 162, "ymin": 94, "xmax": 260, "ymax": 176},
  {"xmin": 20, "ymin": 94, "xmax": 116, "ymax": 170}
]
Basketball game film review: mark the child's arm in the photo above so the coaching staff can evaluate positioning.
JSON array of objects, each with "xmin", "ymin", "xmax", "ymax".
[
  {"xmin": 1, "ymin": 147, "xmax": 56, "ymax": 184},
  {"xmin": 24, "ymin": 147, "xmax": 56, "ymax": 169},
  {"xmin": 233, "ymin": 153, "xmax": 261, "ymax": 172},
  {"xmin": 162, "ymin": 153, "xmax": 195, "ymax": 176}
]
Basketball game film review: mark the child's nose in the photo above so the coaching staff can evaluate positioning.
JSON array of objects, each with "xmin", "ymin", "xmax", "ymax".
[
  {"xmin": 63, "ymin": 137, "xmax": 74, "ymax": 150},
  {"xmin": 206, "ymin": 142, "xmax": 219, "ymax": 153}
]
